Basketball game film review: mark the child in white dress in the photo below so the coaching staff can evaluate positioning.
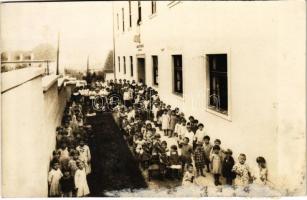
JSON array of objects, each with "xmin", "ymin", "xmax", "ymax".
[
  {"xmin": 182, "ymin": 164, "xmax": 195, "ymax": 186},
  {"xmin": 74, "ymin": 161, "xmax": 90, "ymax": 197},
  {"xmin": 256, "ymin": 156, "xmax": 268, "ymax": 185},
  {"xmin": 210, "ymin": 145, "xmax": 222, "ymax": 186},
  {"xmin": 232, "ymin": 154, "xmax": 252, "ymax": 187},
  {"xmin": 76, "ymin": 140, "xmax": 91, "ymax": 175},
  {"xmin": 48, "ymin": 161, "xmax": 63, "ymax": 197},
  {"xmin": 161, "ymin": 110, "xmax": 170, "ymax": 136}
]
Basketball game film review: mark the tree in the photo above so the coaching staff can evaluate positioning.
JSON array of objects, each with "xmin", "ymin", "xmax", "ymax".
[
  {"xmin": 103, "ymin": 50, "xmax": 114, "ymax": 72},
  {"xmin": 32, "ymin": 43, "xmax": 56, "ymax": 60}
]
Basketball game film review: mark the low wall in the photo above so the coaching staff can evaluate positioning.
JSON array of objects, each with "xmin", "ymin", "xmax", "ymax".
[{"xmin": 1, "ymin": 68, "xmax": 71, "ymax": 197}]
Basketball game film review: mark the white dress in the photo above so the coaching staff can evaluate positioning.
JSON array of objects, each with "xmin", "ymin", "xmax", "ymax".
[
  {"xmin": 74, "ymin": 168, "xmax": 90, "ymax": 197},
  {"xmin": 161, "ymin": 114, "xmax": 170, "ymax": 130},
  {"xmin": 76, "ymin": 145, "xmax": 91, "ymax": 175},
  {"xmin": 48, "ymin": 169, "xmax": 63, "ymax": 196}
]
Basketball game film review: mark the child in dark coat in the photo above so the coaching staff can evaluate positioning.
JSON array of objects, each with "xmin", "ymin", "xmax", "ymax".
[
  {"xmin": 222, "ymin": 149, "xmax": 236, "ymax": 185},
  {"xmin": 60, "ymin": 170, "xmax": 75, "ymax": 197}
]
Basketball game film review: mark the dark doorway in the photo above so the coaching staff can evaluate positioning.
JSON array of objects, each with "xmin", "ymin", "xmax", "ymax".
[{"xmin": 137, "ymin": 58, "xmax": 146, "ymax": 84}]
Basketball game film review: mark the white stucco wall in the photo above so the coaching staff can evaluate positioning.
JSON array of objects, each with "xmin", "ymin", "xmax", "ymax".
[
  {"xmin": 113, "ymin": 1, "xmax": 306, "ymax": 194},
  {"xmin": 2, "ymin": 68, "xmax": 47, "ymax": 197},
  {"xmin": 1, "ymin": 68, "xmax": 71, "ymax": 197}
]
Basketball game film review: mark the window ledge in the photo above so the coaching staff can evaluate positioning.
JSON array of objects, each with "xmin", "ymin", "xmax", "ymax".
[
  {"xmin": 149, "ymin": 13, "xmax": 157, "ymax": 19},
  {"xmin": 168, "ymin": 1, "xmax": 181, "ymax": 8},
  {"xmin": 172, "ymin": 91, "xmax": 184, "ymax": 101},
  {"xmin": 206, "ymin": 107, "xmax": 232, "ymax": 122}
]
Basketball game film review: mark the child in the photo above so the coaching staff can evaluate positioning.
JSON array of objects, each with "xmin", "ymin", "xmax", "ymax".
[
  {"xmin": 50, "ymin": 150, "xmax": 61, "ymax": 169},
  {"xmin": 222, "ymin": 149, "xmax": 235, "ymax": 185},
  {"xmin": 48, "ymin": 161, "xmax": 63, "ymax": 197},
  {"xmin": 169, "ymin": 145, "xmax": 181, "ymax": 179},
  {"xmin": 256, "ymin": 156, "xmax": 268, "ymax": 185},
  {"xmin": 194, "ymin": 123, "xmax": 206, "ymax": 144},
  {"xmin": 194, "ymin": 141, "xmax": 206, "ymax": 177},
  {"xmin": 161, "ymin": 110, "xmax": 170, "ymax": 136},
  {"xmin": 173, "ymin": 119, "xmax": 182, "ymax": 138},
  {"xmin": 58, "ymin": 142, "xmax": 70, "ymax": 170},
  {"xmin": 210, "ymin": 145, "xmax": 222, "ymax": 186},
  {"xmin": 182, "ymin": 164, "xmax": 195, "ymax": 186},
  {"xmin": 203, "ymin": 135, "xmax": 212, "ymax": 172},
  {"xmin": 184, "ymin": 125, "xmax": 194, "ymax": 146},
  {"xmin": 76, "ymin": 140, "xmax": 91, "ymax": 175},
  {"xmin": 159, "ymin": 141, "xmax": 169, "ymax": 178},
  {"xmin": 60, "ymin": 170, "xmax": 75, "ymax": 197},
  {"xmin": 74, "ymin": 161, "xmax": 90, "ymax": 197},
  {"xmin": 232, "ymin": 154, "xmax": 252, "ymax": 187},
  {"xmin": 68, "ymin": 150, "xmax": 80, "ymax": 176},
  {"xmin": 169, "ymin": 111, "xmax": 177, "ymax": 138},
  {"xmin": 180, "ymin": 137, "xmax": 193, "ymax": 174}
]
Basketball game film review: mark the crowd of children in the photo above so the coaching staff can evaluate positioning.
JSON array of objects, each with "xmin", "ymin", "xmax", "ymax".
[
  {"xmin": 48, "ymin": 77, "xmax": 270, "ymax": 196},
  {"xmin": 109, "ymin": 78, "xmax": 270, "ymax": 190},
  {"xmin": 49, "ymin": 98, "xmax": 92, "ymax": 197}
]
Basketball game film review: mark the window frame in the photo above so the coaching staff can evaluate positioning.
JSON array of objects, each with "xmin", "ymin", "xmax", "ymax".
[
  {"xmin": 137, "ymin": 1, "xmax": 142, "ymax": 25},
  {"xmin": 130, "ymin": 56, "xmax": 133, "ymax": 77},
  {"xmin": 204, "ymin": 52, "xmax": 232, "ymax": 121},
  {"xmin": 152, "ymin": 55, "xmax": 158, "ymax": 86},
  {"xmin": 172, "ymin": 55, "xmax": 183, "ymax": 96},
  {"xmin": 118, "ymin": 56, "xmax": 120, "ymax": 72},
  {"xmin": 122, "ymin": 7, "xmax": 125, "ymax": 32},
  {"xmin": 128, "ymin": 0, "xmax": 132, "ymax": 28},
  {"xmin": 151, "ymin": 1, "xmax": 157, "ymax": 14},
  {"xmin": 123, "ymin": 56, "xmax": 126, "ymax": 74}
]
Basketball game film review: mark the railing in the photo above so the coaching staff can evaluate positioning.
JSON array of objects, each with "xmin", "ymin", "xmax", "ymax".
[{"xmin": 1, "ymin": 60, "xmax": 54, "ymax": 75}]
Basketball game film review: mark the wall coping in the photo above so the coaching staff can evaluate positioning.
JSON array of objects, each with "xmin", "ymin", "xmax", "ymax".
[
  {"xmin": 1, "ymin": 67, "xmax": 44, "ymax": 94},
  {"xmin": 42, "ymin": 74, "xmax": 59, "ymax": 92}
]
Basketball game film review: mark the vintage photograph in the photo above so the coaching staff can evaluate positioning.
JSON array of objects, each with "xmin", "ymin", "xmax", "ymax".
[{"xmin": 1, "ymin": 0, "xmax": 306, "ymax": 197}]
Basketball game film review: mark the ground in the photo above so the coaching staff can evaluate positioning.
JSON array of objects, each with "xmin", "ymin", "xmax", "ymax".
[{"xmin": 85, "ymin": 111, "xmax": 281, "ymax": 197}]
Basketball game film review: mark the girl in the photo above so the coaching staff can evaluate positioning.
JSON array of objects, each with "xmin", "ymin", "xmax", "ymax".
[
  {"xmin": 161, "ymin": 110, "xmax": 170, "ymax": 136},
  {"xmin": 222, "ymin": 149, "xmax": 236, "ymax": 185},
  {"xmin": 184, "ymin": 125, "xmax": 194, "ymax": 146},
  {"xmin": 203, "ymin": 135, "xmax": 212, "ymax": 172},
  {"xmin": 256, "ymin": 156, "xmax": 268, "ymax": 185},
  {"xmin": 48, "ymin": 161, "xmax": 63, "ymax": 197},
  {"xmin": 232, "ymin": 154, "xmax": 252, "ymax": 187},
  {"xmin": 58, "ymin": 142, "xmax": 70, "ymax": 170},
  {"xmin": 194, "ymin": 123, "xmax": 206, "ymax": 144},
  {"xmin": 152, "ymin": 102, "xmax": 160, "ymax": 123},
  {"xmin": 74, "ymin": 161, "xmax": 90, "ymax": 197},
  {"xmin": 194, "ymin": 141, "xmax": 206, "ymax": 177},
  {"xmin": 76, "ymin": 140, "xmax": 91, "ymax": 175},
  {"xmin": 169, "ymin": 111, "xmax": 177, "ymax": 138},
  {"xmin": 68, "ymin": 150, "xmax": 80, "ymax": 176},
  {"xmin": 173, "ymin": 119, "xmax": 182, "ymax": 138},
  {"xmin": 182, "ymin": 164, "xmax": 195, "ymax": 186},
  {"xmin": 210, "ymin": 145, "xmax": 222, "ymax": 186}
]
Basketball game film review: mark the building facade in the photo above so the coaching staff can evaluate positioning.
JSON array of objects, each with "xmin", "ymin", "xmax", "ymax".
[{"xmin": 113, "ymin": 1, "xmax": 306, "ymax": 194}]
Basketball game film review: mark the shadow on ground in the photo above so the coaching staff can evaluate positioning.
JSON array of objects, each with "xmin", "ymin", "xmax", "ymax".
[{"xmin": 87, "ymin": 112, "xmax": 147, "ymax": 197}]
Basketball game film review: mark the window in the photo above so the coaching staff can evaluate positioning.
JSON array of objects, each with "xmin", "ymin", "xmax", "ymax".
[
  {"xmin": 207, "ymin": 54, "xmax": 228, "ymax": 114},
  {"xmin": 152, "ymin": 56, "xmax": 158, "ymax": 85},
  {"xmin": 137, "ymin": 1, "xmax": 142, "ymax": 25},
  {"xmin": 129, "ymin": 1, "xmax": 132, "ymax": 27},
  {"xmin": 116, "ymin": 13, "xmax": 119, "ymax": 30},
  {"xmin": 123, "ymin": 56, "xmax": 126, "ymax": 74},
  {"xmin": 118, "ymin": 56, "xmax": 120, "ymax": 72},
  {"xmin": 172, "ymin": 55, "xmax": 183, "ymax": 94},
  {"xmin": 122, "ymin": 8, "xmax": 125, "ymax": 32},
  {"xmin": 130, "ymin": 56, "xmax": 133, "ymax": 77},
  {"xmin": 151, "ymin": 1, "xmax": 157, "ymax": 14}
]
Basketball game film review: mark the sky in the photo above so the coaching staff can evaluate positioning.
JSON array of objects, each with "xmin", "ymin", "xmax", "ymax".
[{"xmin": 0, "ymin": 1, "xmax": 113, "ymax": 70}]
